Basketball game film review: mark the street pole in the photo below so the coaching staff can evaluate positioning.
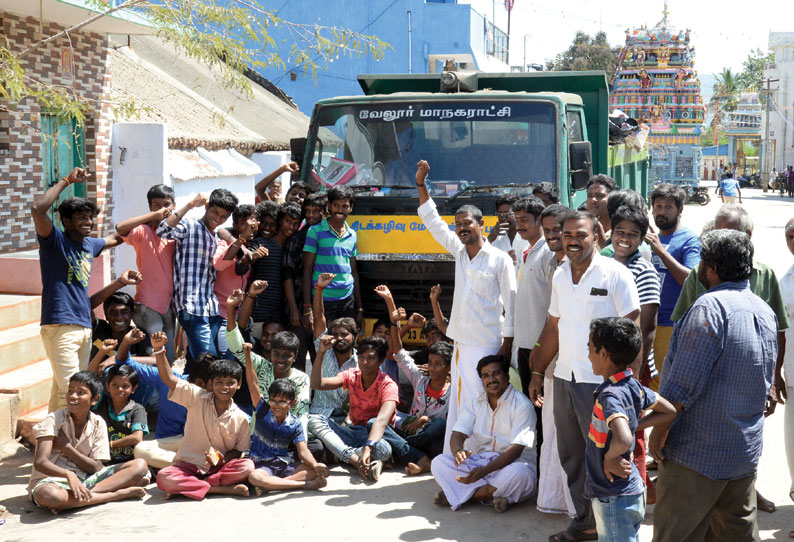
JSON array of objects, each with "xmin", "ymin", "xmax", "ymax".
[
  {"xmin": 763, "ymin": 77, "xmax": 779, "ymax": 192},
  {"xmin": 523, "ymin": 34, "xmax": 529, "ymax": 72}
]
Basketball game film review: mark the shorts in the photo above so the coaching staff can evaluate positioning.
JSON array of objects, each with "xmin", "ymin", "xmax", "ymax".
[
  {"xmin": 252, "ymin": 456, "xmax": 297, "ymax": 478},
  {"xmin": 29, "ymin": 464, "xmax": 121, "ymax": 506}
]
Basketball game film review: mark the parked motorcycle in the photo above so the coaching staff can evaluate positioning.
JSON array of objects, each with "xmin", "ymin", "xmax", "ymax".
[{"xmin": 689, "ymin": 186, "xmax": 711, "ymax": 206}]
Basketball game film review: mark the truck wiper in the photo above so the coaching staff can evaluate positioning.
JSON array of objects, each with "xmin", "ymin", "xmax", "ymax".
[
  {"xmin": 446, "ymin": 183, "xmax": 533, "ymax": 205},
  {"xmin": 349, "ymin": 184, "xmax": 416, "ymax": 192}
]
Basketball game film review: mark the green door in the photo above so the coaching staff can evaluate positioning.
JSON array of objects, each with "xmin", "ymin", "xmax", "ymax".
[{"xmin": 41, "ymin": 115, "xmax": 86, "ymax": 224}]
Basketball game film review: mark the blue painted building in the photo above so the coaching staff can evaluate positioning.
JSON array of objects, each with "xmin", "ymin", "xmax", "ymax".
[{"xmin": 245, "ymin": 0, "xmax": 510, "ymax": 114}]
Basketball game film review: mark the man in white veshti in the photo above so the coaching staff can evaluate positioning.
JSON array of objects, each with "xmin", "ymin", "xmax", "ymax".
[{"xmin": 415, "ymin": 160, "xmax": 517, "ymax": 453}]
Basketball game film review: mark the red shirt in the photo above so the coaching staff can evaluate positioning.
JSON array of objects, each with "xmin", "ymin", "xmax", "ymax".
[{"xmin": 339, "ymin": 368, "xmax": 399, "ymax": 426}]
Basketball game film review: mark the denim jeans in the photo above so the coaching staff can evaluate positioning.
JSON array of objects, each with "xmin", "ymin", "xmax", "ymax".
[
  {"xmin": 374, "ymin": 417, "xmax": 446, "ymax": 465},
  {"xmin": 310, "ymin": 415, "xmax": 391, "ymax": 463},
  {"xmin": 177, "ymin": 311, "xmax": 222, "ymax": 376},
  {"xmin": 592, "ymin": 492, "xmax": 645, "ymax": 542}
]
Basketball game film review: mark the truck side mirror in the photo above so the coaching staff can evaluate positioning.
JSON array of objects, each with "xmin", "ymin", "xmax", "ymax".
[
  {"xmin": 290, "ymin": 137, "xmax": 307, "ymax": 174},
  {"xmin": 569, "ymin": 141, "xmax": 593, "ymax": 191}
]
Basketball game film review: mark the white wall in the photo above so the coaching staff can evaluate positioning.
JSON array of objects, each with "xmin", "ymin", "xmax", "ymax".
[
  {"xmin": 250, "ymin": 150, "xmax": 292, "ymax": 192},
  {"xmin": 111, "ymin": 123, "xmax": 169, "ymax": 293},
  {"xmin": 171, "ymin": 175, "xmax": 257, "ymax": 221}
]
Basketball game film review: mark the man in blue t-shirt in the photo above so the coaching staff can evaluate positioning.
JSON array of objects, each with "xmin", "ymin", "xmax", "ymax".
[
  {"xmin": 644, "ymin": 184, "xmax": 701, "ymax": 391},
  {"xmin": 32, "ymin": 167, "xmax": 123, "ymax": 411},
  {"xmin": 718, "ymin": 172, "xmax": 742, "ymax": 205}
]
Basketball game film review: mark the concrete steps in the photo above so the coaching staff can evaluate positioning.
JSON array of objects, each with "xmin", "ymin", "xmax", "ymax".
[{"xmin": 0, "ymin": 294, "xmax": 50, "ymax": 447}]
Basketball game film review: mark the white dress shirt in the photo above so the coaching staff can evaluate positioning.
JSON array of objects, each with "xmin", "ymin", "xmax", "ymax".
[
  {"xmin": 453, "ymin": 383, "xmax": 537, "ymax": 467},
  {"xmin": 514, "ymin": 238, "xmax": 559, "ymax": 349},
  {"xmin": 492, "ymin": 232, "xmax": 530, "ymax": 274},
  {"xmin": 548, "ymin": 252, "xmax": 640, "ymax": 384},
  {"xmin": 781, "ymin": 263, "xmax": 794, "ymax": 382},
  {"xmin": 418, "ymin": 198, "xmax": 517, "ymax": 347}
]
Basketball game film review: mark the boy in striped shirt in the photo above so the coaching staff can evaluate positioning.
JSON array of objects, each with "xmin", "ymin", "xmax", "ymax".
[
  {"xmin": 302, "ymin": 185, "xmax": 363, "ymax": 332},
  {"xmin": 585, "ymin": 318, "xmax": 675, "ymax": 542}
]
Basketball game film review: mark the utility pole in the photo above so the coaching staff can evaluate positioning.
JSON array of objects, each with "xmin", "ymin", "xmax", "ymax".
[{"xmin": 762, "ymin": 77, "xmax": 779, "ymax": 192}]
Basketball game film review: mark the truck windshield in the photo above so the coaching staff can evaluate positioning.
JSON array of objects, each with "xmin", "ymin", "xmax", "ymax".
[{"xmin": 306, "ymin": 101, "xmax": 556, "ymax": 196}]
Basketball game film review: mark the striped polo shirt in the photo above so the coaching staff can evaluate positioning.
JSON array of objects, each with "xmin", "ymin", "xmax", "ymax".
[{"xmin": 303, "ymin": 218, "xmax": 358, "ymax": 302}]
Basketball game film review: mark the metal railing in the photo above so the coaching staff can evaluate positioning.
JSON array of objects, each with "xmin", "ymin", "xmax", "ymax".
[{"xmin": 485, "ymin": 20, "xmax": 509, "ymax": 64}]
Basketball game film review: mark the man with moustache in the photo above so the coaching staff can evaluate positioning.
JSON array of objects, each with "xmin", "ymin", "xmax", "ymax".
[
  {"xmin": 529, "ymin": 211, "xmax": 640, "ymax": 542},
  {"xmin": 650, "ymin": 230, "xmax": 778, "ymax": 542},
  {"xmin": 645, "ymin": 184, "xmax": 700, "ymax": 391},
  {"xmin": 416, "ymin": 160, "xmax": 517, "ymax": 454}
]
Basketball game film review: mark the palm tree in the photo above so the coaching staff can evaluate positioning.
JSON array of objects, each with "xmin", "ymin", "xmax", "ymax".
[{"xmin": 710, "ymin": 67, "xmax": 740, "ymax": 132}]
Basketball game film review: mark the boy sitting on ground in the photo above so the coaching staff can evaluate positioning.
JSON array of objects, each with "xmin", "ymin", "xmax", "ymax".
[
  {"xmin": 585, "ymin": 318, "xmax": 676, "ymax": 542},
  {"xmin": 243, "ymin": 350, "xmax": 328, "ymax": 494},
  {"xmin": 151, "ymin": 332, "xmax": 254, "ymax": 500},
  {"xmin": 226, "ymin": 288, "xmax": 310, "ymax": 426},
  {"xmin": 93, "ymin": 364, "xmax": 149, "ymax": 465},
  {"xmin": 310, "ymin": 334, "xmax": 398, "ymax": 481},
  {"xmin": 28, "ymin": 371, "xmax": 149, "ymax": 514},
  {"xmin": 113, "ymin": 339, "xmax": 214, "ymax": 470},
  {"xmin": 375, "ymin": 285, "xmax": 452, "ymax": 475}
]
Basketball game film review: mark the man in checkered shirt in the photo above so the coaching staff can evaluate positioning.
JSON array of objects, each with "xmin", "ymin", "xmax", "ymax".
[{"xmin": 158, "ymin": 189, "xmax": 238, "ymax": 375}]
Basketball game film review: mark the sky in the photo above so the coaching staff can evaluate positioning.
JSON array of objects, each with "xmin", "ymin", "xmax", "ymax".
[{"xmin": 507, "ymin": 0, "xmax": 794, "ymax": 77}]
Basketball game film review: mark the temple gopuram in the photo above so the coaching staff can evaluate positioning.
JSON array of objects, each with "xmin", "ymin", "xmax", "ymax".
[{"xmin": 610, "ymin": 2, "xmax": 705, "ymax": 186}]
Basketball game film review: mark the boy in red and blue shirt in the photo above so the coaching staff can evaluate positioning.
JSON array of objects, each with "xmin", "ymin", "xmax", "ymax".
[{"xmin": 585, "ymin": 318, "xmax": 676, "ymax": 542}]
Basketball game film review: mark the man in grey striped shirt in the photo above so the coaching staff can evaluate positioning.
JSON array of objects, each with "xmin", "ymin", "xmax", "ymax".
[{"xmin": 415, "ymin": 161, "xmax": 517, "ymax": 454}]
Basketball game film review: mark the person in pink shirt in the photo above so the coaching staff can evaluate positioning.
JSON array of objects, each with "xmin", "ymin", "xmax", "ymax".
[
  {"xmin": 213, "ymin": 204, "xmax": 267, "ymax": 359},
  {"xmin": 115, "ymin": 185, "xmax": 176, "ymax": 362}
]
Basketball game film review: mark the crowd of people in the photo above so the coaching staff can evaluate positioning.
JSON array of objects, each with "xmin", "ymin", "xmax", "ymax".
[{"xmin": 26, "ymin": 159, "xmax": 792, "ymax": 542}]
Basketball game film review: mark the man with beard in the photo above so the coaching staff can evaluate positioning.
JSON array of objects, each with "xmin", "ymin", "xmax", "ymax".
[
  {"xmin": 416, "ymin": 160, "xmax": 517, "ymax": 454},
  {"xmin": 650, "ymin": 230, "xmax": 778, "ymax": 542},
  {"xmin": 645, "ymin": 184, "xmax": 700, "ymax": 391},
  {"xmin": 529, "ymin": 211, "xmax": 640, "ymax": 542},
  {"xmin": 305, "ymin": 272, "xmax": 359, "ymax": 459}
]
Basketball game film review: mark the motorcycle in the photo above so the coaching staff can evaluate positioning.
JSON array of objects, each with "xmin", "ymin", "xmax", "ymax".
[{"xmin": 689, "ymin": 186, "xmax": 711, "ymax": 206}]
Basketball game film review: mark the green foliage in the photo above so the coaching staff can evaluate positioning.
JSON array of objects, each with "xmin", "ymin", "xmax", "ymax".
[
  {"xmin": 0, "ymin": 0, "xmax": 390, "ymax": 128},
  {"xmin": 738, "ymin": 48, "xmax": 775, "ymax": 91},
  {"xmin": 699, "ymin": 122, "xmax": 728, "ymax": 147},
  {"xmin": 546, "ymin": 31, "xmax": 622, "ymax": 78}
]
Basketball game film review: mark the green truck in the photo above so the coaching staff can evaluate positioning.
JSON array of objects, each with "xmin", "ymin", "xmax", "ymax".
[{"xmin": 290, "ymin": 70, "xmax": 650, "ymax": 330}]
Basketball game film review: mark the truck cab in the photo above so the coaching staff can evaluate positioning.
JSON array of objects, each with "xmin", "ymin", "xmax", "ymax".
[{"xmin": 292, "ymin": 71, "xmax": 648, "ymax": 332}]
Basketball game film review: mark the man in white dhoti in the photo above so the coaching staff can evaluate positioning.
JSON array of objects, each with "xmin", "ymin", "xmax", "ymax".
[
  {"xmin": 431, "ymin": 355, "xmax": 537, "ymax": 512},
  {"xmin": 416, "ymin": 161, "xmax": 517, "ymax": 454}
]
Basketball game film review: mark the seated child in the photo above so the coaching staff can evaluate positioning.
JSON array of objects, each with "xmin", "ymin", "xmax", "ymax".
[
  {"xmin": 375, "ymin": 285, "xmax": 452, "ymax": 475},
  {"xmin": 151, "ymin": 332, "xmax": 254, "ymax": 500},
  {"xmin": 310, "ymin": 335, "xmax": 398, "ymax": 482},
  {"xmin": 93, "ymin": 365, "xmax": 149, "ymax": 465},
  {"xmin": 586, "ymin": 318, "xmax": 676, "ymax": 542},
  {"xmin": 28, "ymin": 371, "xmax": 149, "ymax": 514},
  {"xmin": 112, "ymin": 335, "xmax": 214, "ymax": 469},
  {"xmin": 226, "ymin": 289, "xmax": 310, "ymax": 426},
  {"xmin": 244, "ymin": 361, "xmax": 328, "ymax": 494}
]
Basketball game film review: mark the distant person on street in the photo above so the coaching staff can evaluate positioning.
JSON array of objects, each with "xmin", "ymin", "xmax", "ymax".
[
  {"xmin": 717, "ymin": 172, "xmax": 742, "ymax": 205},
  {"xmin": 650, "ymin": 230, "xmax": 779, "ymax": 542},
  {"xmin": 416, "ymin": 160, "xmax": 516, "ymax": 453},
  {"xmin": 787, "ymin": 166, "xmax": 794, "ymax": 198}
]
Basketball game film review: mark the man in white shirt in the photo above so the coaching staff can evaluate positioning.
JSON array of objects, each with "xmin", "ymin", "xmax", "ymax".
[
  {"xmin": 431, "ymin": 354, "xmax": 537, "ymax": 512},
  {"xmin": 488, "ymin": 193, "xmax": 529, "ymax": 268},
  {"xmin": 416, "ymin": 161, "xmax": 517, "ymax": 454},
  {"xmin": 529, "ymin": 210, "xmax": 640, "ymax": 542}
]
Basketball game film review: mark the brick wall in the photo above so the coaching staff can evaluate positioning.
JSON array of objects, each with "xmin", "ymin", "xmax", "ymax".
[{"xmin": 0, "ymin": 12, "xmax": 114, "ymax": 253}]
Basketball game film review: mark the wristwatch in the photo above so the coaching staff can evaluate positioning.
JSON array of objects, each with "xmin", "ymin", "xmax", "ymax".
[{"xmin": 365, "ymin": 439, "xmax": 378, "ymax": 449}]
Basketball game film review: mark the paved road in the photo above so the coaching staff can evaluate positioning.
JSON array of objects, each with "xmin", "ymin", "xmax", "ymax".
[{"xmin": 2, "ymin": 185, "xmax": 794, "ymax": 541}]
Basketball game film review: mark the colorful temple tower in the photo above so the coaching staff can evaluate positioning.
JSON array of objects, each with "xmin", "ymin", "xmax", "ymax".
[{"xmin": 610, "ymin": 1, "xmax": 705, "ymax": 186}]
